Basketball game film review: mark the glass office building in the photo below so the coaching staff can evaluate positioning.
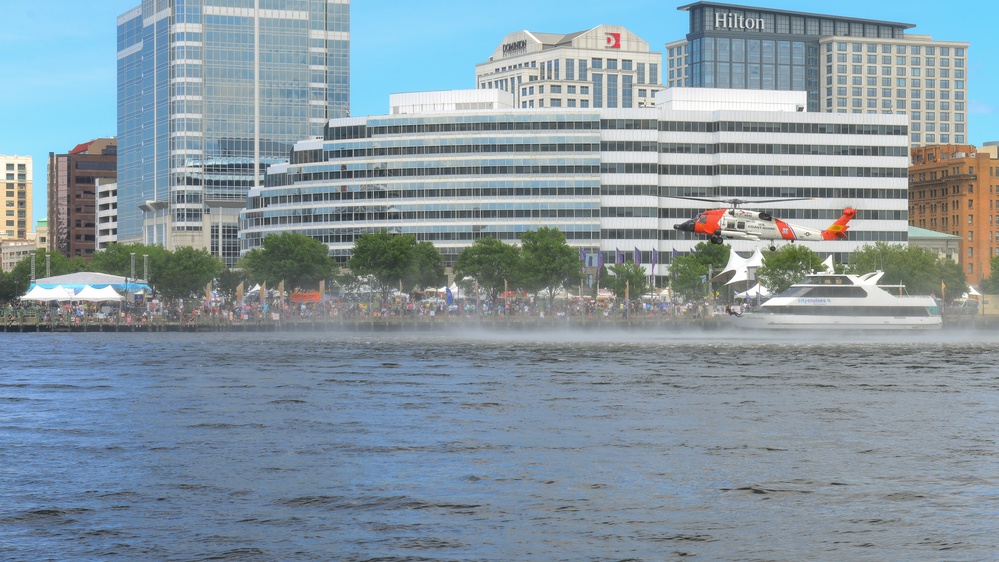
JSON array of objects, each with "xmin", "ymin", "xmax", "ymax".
[
  {"xmin": 117, "ymin": 0, "xmax": 349, "ymax": 265},
  {"xmin": 665, "ymin": 2, "xmax": 967, "ymax": 147}
]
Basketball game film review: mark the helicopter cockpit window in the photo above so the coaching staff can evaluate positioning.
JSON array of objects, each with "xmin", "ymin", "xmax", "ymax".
[{"xmin": 697, "ymin": 214, "xmax": 707, "ymax": 224}]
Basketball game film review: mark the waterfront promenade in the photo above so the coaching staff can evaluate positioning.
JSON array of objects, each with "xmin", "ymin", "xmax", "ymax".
[
  {"xmin": 1, "ymin": 311, "xmax": 993, "ymax": 332},
  {"xmin": 0, "ymin": 313, "xmax": 725, "ymax": 333}
]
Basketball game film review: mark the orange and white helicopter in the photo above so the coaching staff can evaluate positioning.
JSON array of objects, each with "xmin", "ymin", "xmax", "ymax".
[{"xmin": 672, "ymin": 197, "xmax": 857, "ymax": 251}]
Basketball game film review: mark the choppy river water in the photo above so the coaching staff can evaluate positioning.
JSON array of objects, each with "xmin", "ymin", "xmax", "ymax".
[{"xmin": 2, "ymin": 329, "xmax": 997, "ymax": 561}]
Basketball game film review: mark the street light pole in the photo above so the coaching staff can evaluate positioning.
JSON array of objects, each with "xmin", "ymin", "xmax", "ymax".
[{"xmin": 128, "ymin": 252, "xmax": 136, "ymax": 313}]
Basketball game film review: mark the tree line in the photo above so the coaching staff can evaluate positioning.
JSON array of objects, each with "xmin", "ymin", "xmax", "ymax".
[{"xmin": 0, "ymin": 231, "xmax": 979, "ymax": 307}]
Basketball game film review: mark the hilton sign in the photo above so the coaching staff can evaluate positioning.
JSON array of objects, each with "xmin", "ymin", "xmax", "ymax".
[{"xmin": 715, "ymin": 13, "xmax": 765, "ymax": 31}]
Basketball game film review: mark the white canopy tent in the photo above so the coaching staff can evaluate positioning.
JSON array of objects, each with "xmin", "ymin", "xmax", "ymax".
[
  {"xmin": 20, "ymin": 285, "xmax": 75, "ymax": 302},
  {"xmin": 713, "ymin": 247, "xmax": 766, "ymax": 285},
  {"xmin": 735, "ymin": 283, "xmax": 772, "ymax": 300},
  {"xmin": 74, "ymin": 285, "xmax": 124, "ymax": 302}
]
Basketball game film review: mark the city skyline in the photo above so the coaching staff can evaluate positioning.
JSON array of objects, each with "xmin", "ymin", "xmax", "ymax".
[{"xmin": 2, "ymin": 0, "xmax": 997, "ymax": 227}]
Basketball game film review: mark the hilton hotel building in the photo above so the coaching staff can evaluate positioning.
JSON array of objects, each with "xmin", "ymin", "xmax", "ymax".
[
  {"xmin": 475, "ymin": 25, "xmax": 662, "ymax": 110},
  {"xmin": 665, "ymin": 2, "xmax": 968, "ymax": 147}
]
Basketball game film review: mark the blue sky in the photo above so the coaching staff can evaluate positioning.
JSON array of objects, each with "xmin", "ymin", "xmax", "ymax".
[{"xmin": 1, "ymin": 0, "xmax": 996, "ymax": 226}]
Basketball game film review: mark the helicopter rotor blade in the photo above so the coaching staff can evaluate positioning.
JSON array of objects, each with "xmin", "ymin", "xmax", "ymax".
[{"xmin": 668, "ymin": 195, "xmax": 816, "ymax": 207}]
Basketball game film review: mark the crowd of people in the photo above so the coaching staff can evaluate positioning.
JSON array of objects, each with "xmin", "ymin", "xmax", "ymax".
[{"xmin": 3, "ymin": 293, "xmax": 730, "ymax": 330}]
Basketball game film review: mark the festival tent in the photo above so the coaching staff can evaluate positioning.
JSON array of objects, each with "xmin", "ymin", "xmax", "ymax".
[
  {"xmin": 30, "ymin": 272, "xmax": 150, "ymax": 295},
  {"xmin": 712, "ymin": 247, "xmax": 765, "ymax": 285},
  {"xmin": 20, "ymin": 285, "xmax": 75, "ymax": 302},
  {"xmin": 734, "ymin": 283, "xmax": 772, "ymax": 300},
  {"xmin": 73, "ymin": 285, "xmax": 124, "ymax": 302},
  {"xmin": 819, "ymin": 255, "xmax": 835, "ymax": 274}
]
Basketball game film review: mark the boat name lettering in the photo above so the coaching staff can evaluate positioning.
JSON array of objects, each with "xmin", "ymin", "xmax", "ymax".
[{"xmin": 796, "ymin": 298, "xmax": 832, "ymax": 304}]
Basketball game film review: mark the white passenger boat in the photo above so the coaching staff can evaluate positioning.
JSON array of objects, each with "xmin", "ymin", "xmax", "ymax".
[{"xmin": 738, "ymin": 271, "xmax": 942, "ymax": 330}]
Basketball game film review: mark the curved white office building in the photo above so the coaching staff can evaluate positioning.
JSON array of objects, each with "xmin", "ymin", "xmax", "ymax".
[{"xmin": 241, "ymin": 88, "xmax": 909, "ymax": 278}]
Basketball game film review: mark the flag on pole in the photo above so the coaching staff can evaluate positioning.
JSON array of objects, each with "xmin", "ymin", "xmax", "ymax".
[
  {"xmin": 579, "ymin": 247, "xmax": 587, "ymax": 264},
  {"xmin": 634, "ymin": 247, "xmax": 641, "ymax": 264},
  {"xmin": 615, "ymin": 248, "xmax": 623, "ymax": 265},
  {"xmin": 319, "ymin": 279, "xmax": 325, "ymax": 302},
  {"xmin": 651, "ymin": 248, "xmax": 659, "ymax": 269},
  {"xmin": 672, "ymin": 247, "xmax": 679, "ymax": 258},
  {"xmin": 597, "ymin": 250, "xmax": 604, "ymax": 288},
  {"xmin": 260, "ymin": 281, "xmax": 266, "ymax": 307},
  {"xmin": 236, "ymin": 281, "xmax": 244, "ymax": 307},
  {"xmin": 205, "ymin": 281, "xmax": 212, "ymax": 302},
  {"xmin": 278, "ymin": 280, "xmax": 285, "ymax": 311},
  {"xmin": 445, "ymin": 286, "xmax": 454, "ymax": 306}
]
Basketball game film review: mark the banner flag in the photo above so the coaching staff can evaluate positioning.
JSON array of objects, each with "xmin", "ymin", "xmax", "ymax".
[
  {"xmin": 445, "ymin": 287, "xmax": 454, "ymax": 306},
  {"xmin": 634, "ymin": 247, "xmax": 640, "ymax": 264},
  {"xmin": 579, "ymin": 247, "xmax": 587, "ymax": 263},
  {"xmin": 652, "ymin": 248, "xmax": 659, "ymax": 269},
  {"xmin": 260, "ymin": 281, "xmax": 266, "ymax": 306},
  {"xmin": 615, "ymin": 248, "xmax": 623, "ymax": 265},
  {"xmin": 236, "ymin": 281, "xmax": 244, "ymax": 307}
]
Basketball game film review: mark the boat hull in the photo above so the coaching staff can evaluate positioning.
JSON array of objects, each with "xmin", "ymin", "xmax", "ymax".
[{"xmin": 737, "ymin": 313, "xmax": 942, "ymax": 330}]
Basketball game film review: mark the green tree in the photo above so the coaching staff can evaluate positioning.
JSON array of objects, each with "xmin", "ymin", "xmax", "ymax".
[
  {"xmin": 91, "ymin": 243, "xmax": 171, "ymax": 290},
  {"xmin": 348, "ymin": 231, "xmax": 419, "ymax": 298},
  {"xmin": 848, "ymin": 241, "xmax": 966, "ymax": 298},
  {"xmin": 0, "ymin": 269, "xmax": 18, "ymax": 304},
  {"xmin": 669, "ymin": 242, "xmax": 730, "ymax": 301},
  {"xmin": 216, "ymin": 268, "xmax": 249, "ymax": 302},
  {"xmin": 408, "ymin": 241, "xmax": 445, "ymax": 293},
  {"xmin": 155, "ymin": 247, "xmax": 224, "ymax": 302},
  {"xmin": 453, "ymin": 237, "xmax": 521, "ymax": 303},
  {"xmin": 607, "ymin": 262, "xmax": 648, "ymax": 300},
  {"xmin": 519, "ymin": 227, "xmax": 583, "ymax": 310},
  {"xmin": 239, "ymin": 232, "xmax": 336, "ymax": 290},
  {"xmin": 8, "ymin": 249, "xmax": 90, "ymax": 295},
  {"xmin": 984, "ymin": 256, "xmax": 999, "ymax": 294},
  {"xmin": 757, "ymin": 245, "xmax": 822, "ymax": 295}
]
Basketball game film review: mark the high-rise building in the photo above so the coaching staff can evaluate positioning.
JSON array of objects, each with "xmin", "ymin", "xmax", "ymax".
[
  {"xmin": 908, "ymin": 143, "xmax": 999, "ymax": 285},
  {"xmin": 0, "ymin": 155, "xmax": 32, "ymax": 241},
  {"xmin": 665, "ymin": 2, "xmax": 967, "ymax": 147},
  {"xmin": 48, "ymin": 138, "xmax": 117, "ymax": 259},
  {"xmin": 117, "ymin": 0, "xmax": 350, "ymax": 265},
  {"xmin": 476, "ymin": 25, "xmax": 662, "ymax": 110},
  {"xmin": 96, "ymin": 179, "xmax": 118, "ymax": 250}
]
